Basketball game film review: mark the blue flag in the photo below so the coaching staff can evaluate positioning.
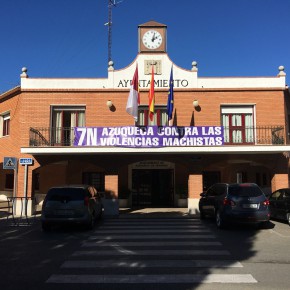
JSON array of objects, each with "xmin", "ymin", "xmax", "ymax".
[{"xmin": 167, "ymin": 66, "xmax": 174, "ymax": 122}]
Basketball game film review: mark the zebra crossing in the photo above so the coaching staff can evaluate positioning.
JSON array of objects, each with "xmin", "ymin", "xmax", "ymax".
[{"xmin": 46, "ymin": 218, "xmax": 257, "ymax": 286}]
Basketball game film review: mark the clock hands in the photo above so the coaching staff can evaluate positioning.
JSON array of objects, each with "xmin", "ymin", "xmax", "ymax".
[{"xmin": 151, "ymin": 32, "xmax": 161, "ymax": 43}]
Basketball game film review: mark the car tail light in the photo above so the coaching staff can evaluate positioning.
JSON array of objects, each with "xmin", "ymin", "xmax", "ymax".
[
  {"xmin": 223, "ymin": 198, "xmax": 236, "ymax": 207},
  {"xmin": 263, "ymin": 199, "xmax": 270, "ymax": 206},
  {"xmin": 84, "ymin": 196, "xmax": 89, "ymax": 206}
]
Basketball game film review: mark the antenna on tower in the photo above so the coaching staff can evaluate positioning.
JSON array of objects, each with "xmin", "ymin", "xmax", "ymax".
[{"xmin": 104, "ymin": 0, "xmax": 122, "ymax": 65}]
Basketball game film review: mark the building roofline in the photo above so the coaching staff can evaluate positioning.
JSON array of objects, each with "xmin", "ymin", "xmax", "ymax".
[
  {"xmin": 0, "ymin": 86, "xmax": 21, "ymax": 102},
  {"xmin": 138, "ymin": 20, "xmax": 167, "ymax": 27}
]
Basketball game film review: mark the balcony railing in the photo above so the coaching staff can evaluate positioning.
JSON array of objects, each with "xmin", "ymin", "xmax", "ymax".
[
  {"xmin": 29, "ymin": 126, "xmax": 287, "ymax": 147},
  {"xmin": 223, "ymin": 125, "xmax": 285, "ymax": 145},
  {"xmin": 29, "ymin": 127, "xmax": 75, "ymax": 147}
]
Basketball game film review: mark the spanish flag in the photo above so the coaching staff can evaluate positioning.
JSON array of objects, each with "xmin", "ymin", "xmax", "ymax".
[{"xmin": 148, "ymin": 65, "xmax": 155, "ymax": 122}]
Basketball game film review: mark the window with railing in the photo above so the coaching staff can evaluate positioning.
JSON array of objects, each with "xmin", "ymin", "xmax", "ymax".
[
  {"xmin": 221, "ymin": 106, "xmax": 254, "ymax": 144},
  {"xmin": 51, "ymin": 106, "xmax": 85, "ymax": 145},
  {"xmin": 138, "ymin": 106, "xmax": 168, "ymax": 126}
]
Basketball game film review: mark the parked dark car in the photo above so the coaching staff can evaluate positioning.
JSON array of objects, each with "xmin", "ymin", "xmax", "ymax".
[
  {"xmin": 41, "ymin": 185, "xmax": 103, "ymax": 231},
  {"xmin": 268, "ymin": 188, "xmax": 290, "ymax": 225},
  {"xmin": 199, "ymin": 183, "xmax": 270, "ymax": 228}
]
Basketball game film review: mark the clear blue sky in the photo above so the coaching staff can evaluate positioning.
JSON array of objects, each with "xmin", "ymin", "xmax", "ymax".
[{"xmin": 1, "ymin": 0, "xmax": 289, "ymax": 93}]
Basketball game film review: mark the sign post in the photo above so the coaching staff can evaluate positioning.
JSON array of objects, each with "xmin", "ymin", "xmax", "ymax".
[
  {"xmin": 19, "ymin": 158, "xmax": 34, "ymax": 215},
  {"xmin": 3, "ymin": 157, "xmax": 18, "ymax": 215}
]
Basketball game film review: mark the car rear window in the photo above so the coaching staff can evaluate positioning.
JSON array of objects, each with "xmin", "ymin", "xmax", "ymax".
[
  {"xmin": 228, "ymin": 184, "xmax": 264, "ymax": 197},
  {"xmin": 46, "ymin": 188, "xmax": 86, "ymax": 201},
  {"xmin": 284, "ymin": 189, "xmax": 290, "ymax": 197}
]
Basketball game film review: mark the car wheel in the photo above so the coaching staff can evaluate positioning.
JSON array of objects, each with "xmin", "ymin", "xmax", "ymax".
[
  {"xmin": 42, "ymin": 222, "xmax": 51, "ymax": 232},
  {"xmin": 215, "ymin": 210, "xmax": 226, "ymax": 229},
  {"xmin": 199, "ymin": 209, "xmax": 205, "ymax": 220}
]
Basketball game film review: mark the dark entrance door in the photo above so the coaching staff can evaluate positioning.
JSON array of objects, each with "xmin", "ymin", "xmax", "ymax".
[
  {"xmin": 202, "ymin": 171, "xmax": 221, "ymax": 192},
  {"xmin": 132, "ymin": 169, "xmax": 173, "ymax": 207}
]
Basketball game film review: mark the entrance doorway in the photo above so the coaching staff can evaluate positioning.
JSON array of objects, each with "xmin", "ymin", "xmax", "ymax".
[
  {"xmin": 202, "ymin": 171, "xmax": 221, "ymax": 191},
  {"xmin": 132, "ymin": 169, "xmax": 174, "ymax": 207}
]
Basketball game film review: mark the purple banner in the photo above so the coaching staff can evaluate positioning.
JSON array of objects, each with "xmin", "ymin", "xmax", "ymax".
[{"xmin": 74, "ymin": 126, "xmax": 224, "ymax": 148}]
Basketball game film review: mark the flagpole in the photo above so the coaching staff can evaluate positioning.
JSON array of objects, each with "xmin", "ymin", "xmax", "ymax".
[
  {"xmin": 148, "ymin": 64, "xmax": 155, "ymax": 123},
  {"xmin": 167, "ymin": 65, "xmax": 174, "ymax": 126}
]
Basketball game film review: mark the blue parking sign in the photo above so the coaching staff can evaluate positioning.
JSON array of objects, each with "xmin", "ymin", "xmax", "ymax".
[{"xmin": 19, "ymin": 158, "xmax": 33, "ymax": 165}]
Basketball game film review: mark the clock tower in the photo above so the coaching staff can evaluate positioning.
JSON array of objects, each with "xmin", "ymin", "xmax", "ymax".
[{"xmin": 138, "ymin": 20, "xmax": 167, "ymax": 53}]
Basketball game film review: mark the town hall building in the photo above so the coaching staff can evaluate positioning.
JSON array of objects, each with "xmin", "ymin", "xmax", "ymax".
[{"xmin": 0, "ymin": 21, "xmax": 289, "ymax": 216}]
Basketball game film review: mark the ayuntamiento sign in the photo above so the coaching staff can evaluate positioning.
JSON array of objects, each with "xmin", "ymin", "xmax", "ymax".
[{"xmin": 74, "ymin": 126, "xmax": 224, "ymax": 148}]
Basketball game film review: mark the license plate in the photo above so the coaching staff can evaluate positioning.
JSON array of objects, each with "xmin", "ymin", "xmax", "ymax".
[
  {"xmin": 55, "ymin": 210, "xmax": 73, "ymax": 215},
  {"xmin": 243, "ymin": 203, "xmax": 258, "ymax": 209}
]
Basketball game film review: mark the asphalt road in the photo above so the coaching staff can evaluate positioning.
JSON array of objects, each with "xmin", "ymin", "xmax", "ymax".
[{"xmin": 0, "ymin": 214, "xmax": 290, "ymax": 290}]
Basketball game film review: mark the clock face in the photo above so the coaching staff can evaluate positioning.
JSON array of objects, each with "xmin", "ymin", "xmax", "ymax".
[{"xmin": 142, "ymin": 30, "xmax": 162, "ymax": 49}]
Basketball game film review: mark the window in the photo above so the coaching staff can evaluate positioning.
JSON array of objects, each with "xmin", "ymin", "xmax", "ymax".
[
  {"xmin": 228, "ymin": 184, "xmax": 263, "ymax": 197},
  {"xmin": 256, "ymin": 172, "xmax": 268, "ymax": 187},
  {"xmin": 207, "ymin": 185, "xmax": 222, "ymax": 197},
  {"xmin": 270, "ymin": 190, "xmax": 281, "ymax": 200},
  {"xmin": 237, "ymin": 172, "xmax": 248, "ymax": 183},
  {"xmin": 5, "ymin": 174, "xmax": 14, "ymax": 189},
  {"xmin": 202, "ymin": 171, "xmax": 221, "ymax": 191},
  {"xmin": 51, "ymin": 106, "xmax": 85, "ymax": 145},
  {"xmin": 221, "ymin": 106, "xmax": 254, "ymax": 144},
  {"xmin": 283, "ymin": 190, "xmax": 290, "ymax": 198},
  {"xmin": 206, "ymin": 187, "xmax": 215, "ymax": 197},
  {"xmin": 138, "ymin": 106, "xmax": 168, "ymax": 126},
  {"xmin": 0, "ymin": 112, "xmax": 10, "ymax": 137},
  {"xmin": 82, "ymin": 172, "xmax": 105, "ymax": 192},
  {"xmin": 215, "ymin": 184, "xmax": 226, "ymax": 196}
]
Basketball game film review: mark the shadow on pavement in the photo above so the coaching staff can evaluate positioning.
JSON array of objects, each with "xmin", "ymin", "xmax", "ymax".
[{"xmin": 118, "ymin": 207, "xmax": 194, "ymax": 218}]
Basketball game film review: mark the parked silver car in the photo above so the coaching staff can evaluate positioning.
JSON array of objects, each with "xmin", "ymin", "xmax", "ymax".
[{"xmin": 41, "ymin": 185, "xmax": 102, "ymax": 231}]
